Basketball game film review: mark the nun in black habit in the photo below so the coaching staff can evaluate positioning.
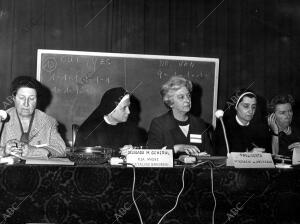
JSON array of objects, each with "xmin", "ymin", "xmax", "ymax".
[
  {"xmin": 75, "ymin": 87, "xmax": 143, "ymax": 152},
  {"xmin": 214, "ymin": 89, "xmax": 271, "ymax": 156}
]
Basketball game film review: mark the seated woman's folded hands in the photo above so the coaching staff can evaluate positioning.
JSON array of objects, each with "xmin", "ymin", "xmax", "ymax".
[{"xmin": 5, "ymin": 139, "xmax": 49, "ymax": 158}]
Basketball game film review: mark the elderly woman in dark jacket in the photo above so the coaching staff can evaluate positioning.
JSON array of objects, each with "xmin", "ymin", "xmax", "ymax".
[{"xmin": 147, "ymin": 76, "xmax": 212, "ymax": 156}]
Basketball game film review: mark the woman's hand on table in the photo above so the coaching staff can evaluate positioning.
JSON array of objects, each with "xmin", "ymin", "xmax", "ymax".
[
  {"xmin": 120, "ymin": 145, "xmax": 133, "ymax": 156},
  {"xmin": 5, "ymin": 140, "xmax": 49, "ymax": 158},
  {"xmin": 22, "ymin": 145, "xmax": 49, "ymax": 158},
  {"xmin": 5, "ymin": 139, "xmax": 23, "ymax": 156},
  {"xmin": 174, "ymin": 144, "xmax": 200, "ymax": 155},
  {"xmin": 288, "ymin": 142, "xmax": 300, "ymax": 150},
  {"xmin": 250, "ymin": 147, "xmax": 265, "ymax": 153}
]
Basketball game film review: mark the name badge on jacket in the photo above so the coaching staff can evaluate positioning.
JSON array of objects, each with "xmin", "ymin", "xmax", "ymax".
[{"xmin": 190, "ymin": 134, "xmax": 202, "ymax": 143}]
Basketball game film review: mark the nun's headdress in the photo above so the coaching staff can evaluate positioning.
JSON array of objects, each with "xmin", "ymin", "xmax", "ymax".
[
  {"xmin": 81, "ymin": 87, "xmax": 129, "ymax": 128},
  {"xmin": 225, "ymin": 89, "xmax": 256, "ymax": 114},
  {"xmin": 97, "ymin": 87, "xmax": 129, "ymax": 116}
]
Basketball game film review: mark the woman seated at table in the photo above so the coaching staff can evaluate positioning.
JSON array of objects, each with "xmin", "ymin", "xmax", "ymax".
[
  {"xmin": 0, "ymin": 76, "xmax": 66, "ymax": 158},
  {"xmin": 268, "ymin": 94, "xmax": 300, "ymax": 157},
  {"xmin": 147, "ymin": 76, "xmax": 212, "ymax": 156},
  {"xmin": 75, "ymin": 87, "xmax": 143, "ymax": 154},
  {"xmin": 214, "ymin": 89, "xmax": 271, "ymax": 156}
]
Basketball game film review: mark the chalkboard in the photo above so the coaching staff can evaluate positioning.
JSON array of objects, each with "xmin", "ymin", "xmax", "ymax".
[{"xmin": 37, "ymin": 49, "xmax": 219, "ymax": 142}]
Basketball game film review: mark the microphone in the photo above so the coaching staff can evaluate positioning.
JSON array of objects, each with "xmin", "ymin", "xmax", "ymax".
[
  {"xmin": 0, "ymin": 110, "xmax": 7, "ymax": 121},
  {"xmin": 215, "ymin": 110, "xmax": 230, "ymax": 156}
]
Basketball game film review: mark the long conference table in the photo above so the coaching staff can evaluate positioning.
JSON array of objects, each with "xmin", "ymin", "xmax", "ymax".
[{"xmin": 0, "ymin": 164, "xmax": 299, "ymax": 224}]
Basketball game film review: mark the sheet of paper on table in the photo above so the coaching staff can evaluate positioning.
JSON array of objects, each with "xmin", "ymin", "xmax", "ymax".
[{"xmin": 25, "ymin": 157, "xmax": 74, "ymax": 165}]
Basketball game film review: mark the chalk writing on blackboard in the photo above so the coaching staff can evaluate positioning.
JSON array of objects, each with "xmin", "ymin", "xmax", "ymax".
[
  {"xmin": 60, "ymin": 55, "xmax": 74, "ymax": 63},
  {"xmin": 157, "ymin": 70, "xmax": 209, "ymax": 79},
  {"xmin": 47, "ymin": 73, "xmax": 110, "ymax": 85},
  {"xmin": 42, "ymin": 57, "xmax": 57, "ymax": 72},
  {"xmin": 51, "ymin": 82, "xmax": 109, "ymax": 95},
  {"xmin": 159, "ymin": 60, "xmax": 169, "ymax": 67},
  {"xmin": 178, "ymin": 61, "xmax": 195, "ymax": 68}
]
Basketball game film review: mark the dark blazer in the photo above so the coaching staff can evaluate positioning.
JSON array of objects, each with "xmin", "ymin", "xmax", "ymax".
[
  {"xmin": 147, "ymin": 111, "xmax": 213, "ymax": 154},
  {"xmin": 278, "ymin": 124, "xmax": 300, "ymax": 156}
]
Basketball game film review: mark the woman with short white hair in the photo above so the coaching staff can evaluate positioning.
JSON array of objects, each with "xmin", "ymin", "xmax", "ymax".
[{"xmin": 147, "ymin": 76, "xmax": 212, "ymax": 156}]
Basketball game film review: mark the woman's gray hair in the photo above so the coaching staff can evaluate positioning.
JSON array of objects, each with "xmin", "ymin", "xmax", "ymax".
[
  {"xmin": 268, "ymin": 94, "xmax": 295, "ymax": 113},
  {"xmin": 160, "ymin": 76, "xmax": 192, "ymax": 108}
]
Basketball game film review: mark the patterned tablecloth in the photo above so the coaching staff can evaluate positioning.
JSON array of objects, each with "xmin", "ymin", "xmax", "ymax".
[{"xmin": 0, "ymin": 165, "xmax": 299, "ymax": 224}]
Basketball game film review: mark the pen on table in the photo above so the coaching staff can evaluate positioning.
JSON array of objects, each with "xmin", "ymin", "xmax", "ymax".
[
  {"xmin": 251, "ymin": 142, "xmax": 259, "ymax": 148},
  {"xmin": 34, "ymin": 144, "xmax": 48, "ymax": 148},
  {"xmin": 246, "ymin": 143, "xmax": 258, "ymax": 152}
]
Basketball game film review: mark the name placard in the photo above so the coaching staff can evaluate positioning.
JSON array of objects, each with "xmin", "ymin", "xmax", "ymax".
[
  {"xmin": 230, "ymin": 152, "xmax": 275, "ymax": 168},
  {"xmin": 126, "ymin": 149, "xmax": 173, "ymax": 167},
  {"xmin": 292, "ymin": 147, "xmax": 300, "ymax": 165}
]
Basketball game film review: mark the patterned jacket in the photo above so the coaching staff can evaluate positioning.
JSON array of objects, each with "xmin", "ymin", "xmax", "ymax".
[{"xmin": 0, "ymin": 107, "xmax": 66, "ymax": 157}]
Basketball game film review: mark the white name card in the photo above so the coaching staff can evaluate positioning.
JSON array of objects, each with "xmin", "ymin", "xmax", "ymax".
[
  {"xmin": 126, "ymin": 149, "xmax": 173, "ymax": 167},
  {"xmin": 230, "ymin": 152, "xmax": 275, "ymax": 168},
  {"xmin": 292, "ymin": 147, "xmax": 300, "ymax": 165}
]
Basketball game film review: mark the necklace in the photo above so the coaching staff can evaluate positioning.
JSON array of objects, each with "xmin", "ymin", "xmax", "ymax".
[
  {"xmin": 279, "ymin": 126, "xmax": 291, "ymax": 135},
  {"xmin": 283, "ymin": 126, "xmax": 291, "ymax": 135}
]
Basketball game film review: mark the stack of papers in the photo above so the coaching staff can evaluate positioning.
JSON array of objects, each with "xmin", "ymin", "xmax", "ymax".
[{"xmin": 25, "ymin": 157, "xmax": 74, "ymax": 165}]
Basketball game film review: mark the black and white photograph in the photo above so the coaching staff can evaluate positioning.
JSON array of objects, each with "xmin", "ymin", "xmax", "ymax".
[{"xmin": 0, "ymin": 0, "xmax": 299, "ymax": 223}]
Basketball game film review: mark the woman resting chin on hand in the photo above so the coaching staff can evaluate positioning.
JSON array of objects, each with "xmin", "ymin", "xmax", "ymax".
[{"xmin": 268, "ymin": 94, "xmax": 300, "ymax": 156}]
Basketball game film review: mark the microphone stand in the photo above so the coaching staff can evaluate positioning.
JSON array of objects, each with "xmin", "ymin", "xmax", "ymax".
[
  {"xmin": 0, "ymin": 115, "xmax": 8, "ymax": 142},
  {"xmin": 219, "ymin": 117, "xmax": 233, "ymax": 166},
  {"xmin": 219, "ymin": 117, "xmax": 230, "ymax": 157}
]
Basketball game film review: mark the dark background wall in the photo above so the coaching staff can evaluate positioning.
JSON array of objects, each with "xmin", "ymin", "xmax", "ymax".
[{"xmin": 0, "ymin": 0, "xmax": 299, "ymax": 125}]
